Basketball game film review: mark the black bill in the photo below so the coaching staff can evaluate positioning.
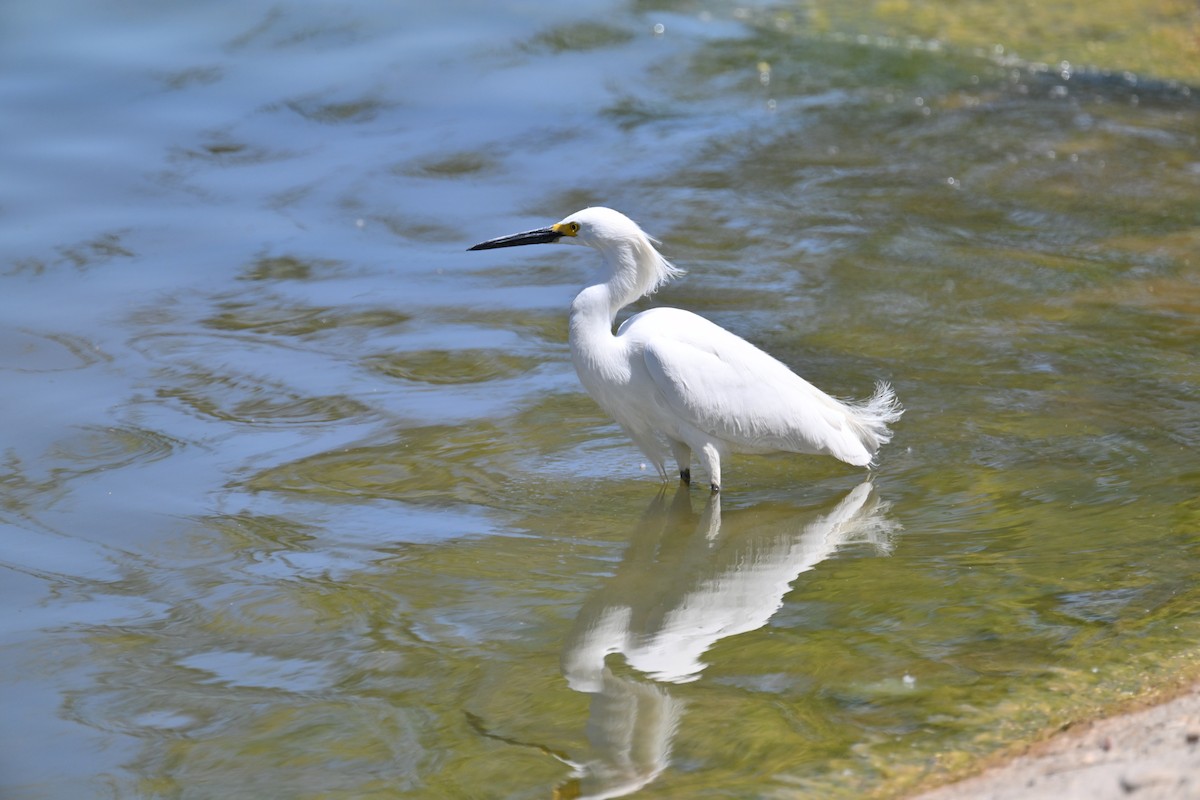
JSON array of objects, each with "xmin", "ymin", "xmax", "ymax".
[{"xmin": 468, "ymin": 226, "xmax": 562, "ymax": 251}]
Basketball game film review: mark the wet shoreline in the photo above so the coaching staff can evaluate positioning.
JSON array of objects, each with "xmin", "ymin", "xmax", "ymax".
[{"xmin": 908, "ymin": 678, "xmax": 1200, "ymax": 799}]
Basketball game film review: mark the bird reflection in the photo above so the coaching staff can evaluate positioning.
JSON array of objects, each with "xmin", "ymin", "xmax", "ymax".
[{"xmin": 556, "ymin": 481, "xmax": 895, "ymax": 800}]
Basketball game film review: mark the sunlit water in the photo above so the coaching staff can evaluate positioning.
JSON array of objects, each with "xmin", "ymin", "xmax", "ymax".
[{"xmin": 2, "ymin": 1, "xmax": 1198, "ymax": 798}]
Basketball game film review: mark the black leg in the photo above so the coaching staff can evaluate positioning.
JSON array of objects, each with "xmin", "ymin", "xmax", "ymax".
[{"xmin": 679, "ymin": 468, "xmax": 691, "ymax": 484}]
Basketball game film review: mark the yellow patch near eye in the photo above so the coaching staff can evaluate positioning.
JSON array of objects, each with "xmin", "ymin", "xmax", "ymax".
[{"xmin": 553, "ymin": 221, "xmax": 580, "ymax": 236}]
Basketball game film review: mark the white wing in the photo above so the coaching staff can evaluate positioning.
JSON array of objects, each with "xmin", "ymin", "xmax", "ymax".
[{"xmin": 623, "ymin": 308, "xmax": 877, "ymax": 464}]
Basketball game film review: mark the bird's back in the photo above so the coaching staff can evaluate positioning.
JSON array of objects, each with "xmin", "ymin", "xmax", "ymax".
[{"xmin": 618, "ymin": 307, "xmax": 897, "ymax": 466}]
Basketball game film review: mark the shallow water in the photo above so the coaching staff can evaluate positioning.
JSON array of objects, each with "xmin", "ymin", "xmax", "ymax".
[{"xmin": 2, "ymin": 1, "xmax": 1199, "ymax": 798}]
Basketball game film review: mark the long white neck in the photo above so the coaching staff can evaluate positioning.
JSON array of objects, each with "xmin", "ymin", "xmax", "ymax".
[
  {"xmin": 569, "ymin": 282, "xmax": 627, "ymax": 385},
  {"xmin": 600, "ymin": 238, "xmax": 655, "ymax": 313},
  {"xmin": 567, "ymin": 233, "xmax": 682, "ymax": 384}
]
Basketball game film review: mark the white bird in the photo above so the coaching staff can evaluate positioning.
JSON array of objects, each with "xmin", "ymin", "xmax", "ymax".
[{"xmin": 469, "ymin": 207, "xmax": 902, "ymax": 491}]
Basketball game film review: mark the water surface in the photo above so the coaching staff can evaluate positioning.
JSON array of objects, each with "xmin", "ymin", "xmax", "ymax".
[{"xmin": 2, "ymin": 1, "xmax": 1199, "ymax": 798}]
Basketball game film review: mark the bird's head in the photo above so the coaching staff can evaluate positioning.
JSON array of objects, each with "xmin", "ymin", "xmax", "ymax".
[
  {"xmin": 467, "ymin": 207, "xmax": 646, "ymax": 252},
  {"xmin": 468, "ymin": 207, "xmax": 684, "ymax": 301}
]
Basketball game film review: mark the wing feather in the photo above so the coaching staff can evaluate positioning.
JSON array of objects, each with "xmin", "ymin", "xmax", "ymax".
[{"xmin": 632, "ymin": 310, "xmax": 875, "ymax": 463}]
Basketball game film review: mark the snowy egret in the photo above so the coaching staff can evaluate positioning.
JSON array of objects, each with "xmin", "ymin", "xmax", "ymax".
[{"xmin": 469, "ymin": 207, "xmax": 902, "ymax": 491}]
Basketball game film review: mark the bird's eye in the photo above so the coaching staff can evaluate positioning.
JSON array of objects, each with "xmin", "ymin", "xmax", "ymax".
[{"xmin": 567, "ymin": 222, "xmax": 580, "ymax": 235}]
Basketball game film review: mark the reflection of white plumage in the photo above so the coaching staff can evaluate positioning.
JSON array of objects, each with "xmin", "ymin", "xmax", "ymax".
[
  {"xmin": 562, "ymin": 481, "xmax": 894, "ymax": 688},
  {"xmin": 556, "ymin": 671, "xmax": 682, "ymax": 800},
  {"xmin": 470, "ymin": 207, "xmax": 902, "ymax": 491},
  {"xmin": 557, "ymin": 483, "xmax": 894, "ymax": 798}
]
